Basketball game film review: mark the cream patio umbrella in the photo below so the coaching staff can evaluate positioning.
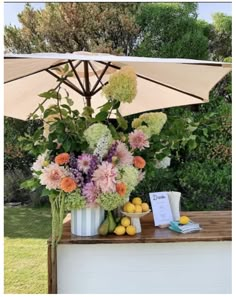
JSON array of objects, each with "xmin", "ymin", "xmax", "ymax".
[{"xmin": 4, "ymin": 51, "xmax": 231, "ymax": 120}]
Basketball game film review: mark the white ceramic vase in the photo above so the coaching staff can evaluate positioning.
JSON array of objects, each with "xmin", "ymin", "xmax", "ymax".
[
  {"xmin": 167, "ymin": 191, "xmax": 181, "ymax": 221},
  {"xmin": 71, "ymin": 206, "xmax": 105, "ymax": 236}
]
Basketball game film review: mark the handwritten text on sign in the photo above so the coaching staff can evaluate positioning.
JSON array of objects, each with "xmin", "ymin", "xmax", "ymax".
[{"xmin": 149, "ymin": 192, "xmax": 173, "ymax": 226}]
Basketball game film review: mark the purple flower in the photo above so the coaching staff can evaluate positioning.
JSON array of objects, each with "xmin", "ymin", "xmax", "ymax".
[
  {"xmin": 82, "ymin": 182, "xmax": 100, "ymax": 206},
  {"xmin": 106, "ymin": 141, "xmax": 119, "ymax": 162},
  {"xmin": 70, "ymin": 168, "xmax": 84, "ymax": 187},
  {"xmin": 77, "ymin": 154, "xmax": 93, "ymax": 174},
  {"xmin": 69, "ymin": 153, "xmax": 77, "ymax": 169}
]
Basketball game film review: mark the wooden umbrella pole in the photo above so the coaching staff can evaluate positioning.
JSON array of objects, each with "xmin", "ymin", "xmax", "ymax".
[{"xmin": 83, "ymin": 61, "xmax": 91, "ymax": 107}]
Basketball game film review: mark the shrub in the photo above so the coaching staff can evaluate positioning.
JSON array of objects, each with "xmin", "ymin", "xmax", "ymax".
[{"xmin": 177, "ymin": 160, "xmax": 231, "ymax": 210}]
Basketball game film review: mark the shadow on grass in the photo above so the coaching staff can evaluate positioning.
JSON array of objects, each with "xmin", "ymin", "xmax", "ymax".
[{"xmin": 4, "ymin": 207, "xmax": 52, "ymax": 239}]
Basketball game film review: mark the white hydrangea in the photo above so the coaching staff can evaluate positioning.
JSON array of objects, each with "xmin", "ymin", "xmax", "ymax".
[
  {"xmin": 93, "ymin": 132, "xmax": 111, "ymax": 161},
  {"xmin": 156, "ymin": 157, "xmax": 171, "ymax": 169},
  {"xmin": 31, "ymin": 150, "xmax": 49, "ymax": 173}
]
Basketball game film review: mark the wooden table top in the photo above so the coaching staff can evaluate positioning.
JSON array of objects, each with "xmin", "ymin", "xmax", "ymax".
[{"xmin": 50, "ymin": 210, "xmax": 232, "ymax": 245}]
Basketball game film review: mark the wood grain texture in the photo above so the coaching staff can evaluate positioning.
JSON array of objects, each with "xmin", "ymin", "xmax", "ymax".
[{"xmin": 48, "ymin": 211, "xmax": 232, "ymax": 245}]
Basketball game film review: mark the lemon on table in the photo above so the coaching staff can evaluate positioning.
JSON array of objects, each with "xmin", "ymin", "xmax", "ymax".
[
  {"xmin": 114, "ymin": 225, "xmax": 126, "ymax": 235},
  {"xmin": 123, "ymin": 202, "xmax": 132, "ymax": 212},
  {"xmin": 132, "ymin": 197, "xmax": 142, "ymax": 205},
  {"xmin": 126, "ymin": 203, "xmax": 136, "ymax": 213},
  {"xmin": 179, "ymin": 216, "xmax": 190, "ymax": 225},
  {"xmin": 141, "ymin": 202, "xmax": 150, "ymax": 212},
  {"xmin": 121, "ymin": 216, "xmax": 131, "ymax": 227},
  {"xmin": 134, "ymin": 204, "xmax": 142, "ymax": 213},
  {"xmin": 126, "ymin": 225, "xmax": 136, "ymax": 236}
]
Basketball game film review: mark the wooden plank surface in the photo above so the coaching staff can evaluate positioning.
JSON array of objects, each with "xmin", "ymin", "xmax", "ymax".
[{"xmin": 49, "ymin": 211, "xmax": 231, "ymax": 244}]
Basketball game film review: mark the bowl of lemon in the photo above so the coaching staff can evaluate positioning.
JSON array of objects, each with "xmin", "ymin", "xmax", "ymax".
[{"xmin": 120, "ymin": 197, "xmax": 151, "ymax": 233}]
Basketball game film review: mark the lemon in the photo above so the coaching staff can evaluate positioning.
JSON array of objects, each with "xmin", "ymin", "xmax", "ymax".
[
  {"xmin": 134, "ymin": 204, "xmax": 142, "ymax": 213},
  {"xmin": 114, "ymin": 225, "xmax": 126, "ymax": 236},
  {"xmin": 132, "ymin": 197, "xmax": 142, "ymax": 205},
  {"xmin": 121, "ymin": 217, "xmax": 131, "ymax": 227},
  {"xmin": 141, "ymin": 202, "xmax": 150, "ymax": 212},
  {"xmin": 179, "ymin": 216, "xmax": 190, "ymax": 225},
  {"xmin": 126, "ymin": 203, "xmax": 136, "ymax": 213},
  {"xmin": 126, "ymin": 225, "xmax": 136, "ymax": 236},
  {"xmin": 123, "ymin": 202, "xmax": 132, "ymax": 212}
]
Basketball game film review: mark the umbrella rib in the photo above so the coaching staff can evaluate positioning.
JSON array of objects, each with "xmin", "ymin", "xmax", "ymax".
[
  {"xmin": 92, "ymin": 82, "xmax": 109, "ymax": 95},
  {"xmin": 46, "ymin": 69, "xmax": 85, "ymax": 97},
  {"xmin": 89, "ymin": 62, "xmax": 111, "ymax": 94},
  {"xmin": 68, "ymin": 60, "xmax": 86, "ymax": 94},
  {"xmin": 97, "ymin": 61, "xmax": 205, "ymax": 101},
  {"xmin": 4, "ymin": 60, "xmax": 74, "ymax": 84}
]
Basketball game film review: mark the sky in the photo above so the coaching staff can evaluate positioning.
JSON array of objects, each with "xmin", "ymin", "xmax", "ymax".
[{"xmin": 3, "ymin": 1, "xmax": 232, "ymax": 27}]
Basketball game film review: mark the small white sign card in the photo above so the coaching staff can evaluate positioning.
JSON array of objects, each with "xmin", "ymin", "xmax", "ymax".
[{"xmin": 149, "ymin": 192, "xmax": 173, "ymax": 226}]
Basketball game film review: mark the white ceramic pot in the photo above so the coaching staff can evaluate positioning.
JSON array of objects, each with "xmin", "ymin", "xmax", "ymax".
[{"xmin": 71, "ymin": 206, "xmax": 105, "ymax": 236}]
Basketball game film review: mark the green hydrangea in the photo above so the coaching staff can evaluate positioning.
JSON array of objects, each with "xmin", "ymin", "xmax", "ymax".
[
  {"xmin": 102, "ymin": 66, "xmax": 137, "ymax": 103},
  {"xmin": 84, "ymin": 123, "xmax": 113, "ymax": 150},
  {"xmin": 132, "ymin": 112, "xmax": 167, "ymax": 138},
  {"xmin": 118, "ymin": 165, "xmax": 139, "ymax": 196},
  {"xmin": 64, "ymin": 191, "xmax": 86, "ymax": 211},
  {"xmin": 96, "ymin": 192, "xmax": 124, "ymax": 211}
]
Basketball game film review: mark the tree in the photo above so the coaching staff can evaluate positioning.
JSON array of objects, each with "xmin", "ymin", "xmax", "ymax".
[
  {"xmin": 4, "ymin": 3, "xmax": 140, "ymax": 55},
  {"xmin": 135, "ymin": 3, "xmax": 209, "ymax": 59},
  {"xmin": 209, "ymin": 13, "xmax": 232, "ymax": 60}
]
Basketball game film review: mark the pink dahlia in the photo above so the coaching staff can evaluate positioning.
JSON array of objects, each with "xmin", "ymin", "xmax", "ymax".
[
  {"xmin": 92, "ymin": 161, "xmax": 117, "ymax": 193},
  {"xmin": 39, "ymin": 163, "xmax": 68, "ymax": 190},
  {"xmin": 77, "ymin": 154, "xmax": 93, "ymax": 173},
  {"xmin": 115, "ymin": 141, "xmax": 133, "ymax": 166},
  {"xmin": 82, "ymin": 182, "xmax": 100, "ymax": 206},
  {"xmin": 128, "ymin": 129, "xmax": 150, "ymax": 151}
]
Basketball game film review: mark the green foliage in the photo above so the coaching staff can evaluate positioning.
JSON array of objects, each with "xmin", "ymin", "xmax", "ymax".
[
  {"xmin": 4, "ymin": 117, "xmax": 39, "ymax": 169},
  {"xmin": 135, "ymin": 3, "xmax": 209, "ymax": 59},
  {"xmin": 177, "ymin": 160, "xmax": 231, "ymax": 210},
  {"xmin": 209, "ymin": 13, "xmax": 232, "ymax": 60},
  {"xmin": 185, "ymin": 94, "xmax": 231, "ymax": 164},
  {"xmin": 4, "ymin": 3, "xmax": 140, "ymax": 55},
  {"xmin": 138, "ymin": 114, "xmax": 199, "ymax": 179}
]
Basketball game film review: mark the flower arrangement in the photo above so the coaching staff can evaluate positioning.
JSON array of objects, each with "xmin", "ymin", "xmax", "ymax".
[
  {"xmin": 20, "ymin": 66, "xmax": 160, "ymax": 243},
  {"xmin": 20, "ymin": 63, "xmax": 197, "ymax": 243}
]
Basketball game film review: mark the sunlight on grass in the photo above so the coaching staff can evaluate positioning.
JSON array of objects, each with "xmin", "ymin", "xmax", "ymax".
[{"xmin": 4, "ymin": 207, "xmax": 51, "ymax": 294}]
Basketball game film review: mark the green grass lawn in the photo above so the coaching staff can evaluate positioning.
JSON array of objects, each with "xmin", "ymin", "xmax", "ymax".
[{"xmin": 4, "ymin": 206, "xmax": 51, "ymax": 294}]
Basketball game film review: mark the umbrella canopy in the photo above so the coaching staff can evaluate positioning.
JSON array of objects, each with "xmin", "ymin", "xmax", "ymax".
[{"xmin": 4, "ymin": 52, "xmax": 231, "ymax": 120}]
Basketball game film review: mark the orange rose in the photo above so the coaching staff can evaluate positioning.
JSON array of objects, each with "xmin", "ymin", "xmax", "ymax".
[
  {"xmin": 55, "ymin": 153, "xmax": 70, "ymax": 165},
  {"xmin": 133, "ymin": 156, "xmax": 146, "ymax": 169},
  {"xmin": 60, "ymin": 177, "xmax": 77, "ymax": 193},
  {"xmin": 116, "ymin": 182, "xmax": 127, "ymax": 197}
]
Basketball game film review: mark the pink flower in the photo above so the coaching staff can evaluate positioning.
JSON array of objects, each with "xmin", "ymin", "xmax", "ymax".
[
  {"xmin": 128, "ymin": 129, "xmax": 150, "ymax": 151},
  {"xmin": 40, "ymin": 163, "xmax": 68, "ymax": 190},
  {"xmin": 115, "ymin": 141, "xmax": 133, "ymax": 165},
  {"xmin": 77, "ymin": 154, "xmax": 93, "ymax": 173},
  {"xmin": 92, "ymin": 161, "xmax": 117, "ymax": 193},
  {"xmin": 82, "ymin": 182, "xmax": 100, "ymax": 206}
]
